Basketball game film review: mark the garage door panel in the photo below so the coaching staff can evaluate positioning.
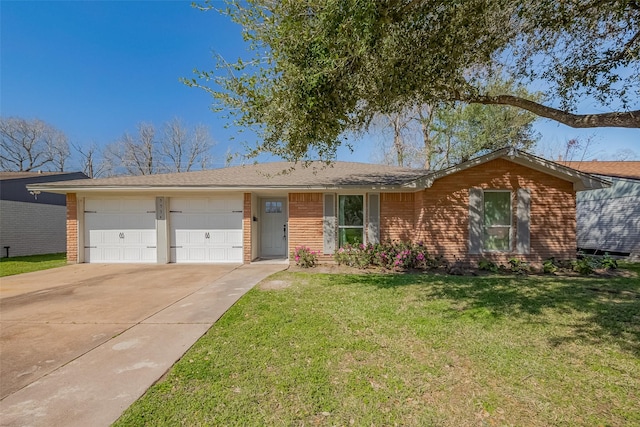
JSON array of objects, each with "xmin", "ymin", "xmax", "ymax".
[
  {"xmin": 206, "ymin": 213, "xmax": 242, "ymax": 229},
  {"xmin": 170, "ymin": 197, "xmax": 243, "ymax": 263},
  {"xmin": 123, "ymin": 247, "xmax": 156, "ymax": 262},
  {"xmin": 227, "ymin": 230, "xmax": 243, "ymax": 245},
  {"xmin": 228, "ymin": 247, "xmax": 243, "ymax": 261},
  {"xmin": 84, "ymin": 198, "xmax": 156, "ymax": 263}
]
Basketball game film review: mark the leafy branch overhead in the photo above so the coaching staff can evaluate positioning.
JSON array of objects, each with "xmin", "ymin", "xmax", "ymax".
[{"xmin": 189, "ymin": 0, "xmax": 640, "ymax": 162}]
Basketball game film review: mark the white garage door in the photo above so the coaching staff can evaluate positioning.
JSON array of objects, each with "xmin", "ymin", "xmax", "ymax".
[
  {"xmin": 84, "ymin": 198, "xmax": 157, "ymax": 263},
  {"xmin": 170, "ymin": 197, "xmax": 243, "ymax": 263}
]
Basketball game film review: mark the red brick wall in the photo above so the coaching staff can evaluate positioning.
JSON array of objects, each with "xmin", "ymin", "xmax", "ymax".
[
  {"xmin": 380, "ymin": 193, "xmax": 415, "ymax": 242},
  {"xmin": 243, "ymin": 193, "xmax": 252, "ymax": 263},
  {"xmin": 288, "ymin": 193, "xmax": 328, "ymax": 261},
  {"xmin": 411, "ymin": 158, "xmax": 576, "ymax": 264},
  {"xmin": 66, "ymin": 193, "xmax": 78, "ymax": 263},
  {"xmin": 282, "ymin": 159, "xmax": 577, "ymax": 265}
]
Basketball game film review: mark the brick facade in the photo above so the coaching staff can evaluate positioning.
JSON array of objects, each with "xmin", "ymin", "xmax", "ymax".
[
  {"xmin": 410, "ymin": 158, "xmax": 576, "ymax": 264},
  {"xmin": 66, "ymin": 193, "xmax": 78, "ymax": 263},
  {"xmin": 243, "ymin": 193, "xmax": 252, "ymax": 263},
  {"xmin": 288, "ymin": 193, "xmax": 329, "ymax": 261},
  {"xmin": 284, "ymin": 159, "xmax": 576, "ymax": 265},
  {"xmin": 380, "ymin": 193, "xmax": 415, "ymax": 242}
]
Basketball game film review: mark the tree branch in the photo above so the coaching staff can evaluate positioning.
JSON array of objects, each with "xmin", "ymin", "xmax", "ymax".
[{"xmin": 464, "ymin": 95, "xmax": 640, "ymax": 128}]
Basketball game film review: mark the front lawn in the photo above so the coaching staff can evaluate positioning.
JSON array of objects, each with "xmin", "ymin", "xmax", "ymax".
[
  {"xmin": 115, "ymin": 268, "xmax": 640, "ymax": 426},
  {"xmin": 0, "ymin": 253, "xmax": 67, "ymax": 277}
]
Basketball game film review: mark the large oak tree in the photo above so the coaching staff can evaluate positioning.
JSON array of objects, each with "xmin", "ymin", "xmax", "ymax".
[{"xmin": 190, "ymin": 0, "xmax": 639, "ymax": 162}]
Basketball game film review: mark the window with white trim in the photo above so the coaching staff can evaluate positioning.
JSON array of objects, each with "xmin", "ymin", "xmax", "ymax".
[
  {"xmin": 338, "ymin": 195, "xmax": 363, "ymax": 246},
  {"xmin": 483, "ymin": 191, "xmax": 512, "ymax": 251}
]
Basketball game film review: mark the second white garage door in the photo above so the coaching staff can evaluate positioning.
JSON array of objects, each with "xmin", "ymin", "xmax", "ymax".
[{"xmin": 170, "ymin": 197, "xmax": 243, "ymax": 263}]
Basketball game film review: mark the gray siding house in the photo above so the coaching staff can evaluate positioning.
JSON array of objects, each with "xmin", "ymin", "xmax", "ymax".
[
  {"xmin": 0, "ymin": 172, "xmax": 88, "ymax": 258},
  {"xmin": 560, "ymin": 161, "xmax": 640, "ymax": 259}
]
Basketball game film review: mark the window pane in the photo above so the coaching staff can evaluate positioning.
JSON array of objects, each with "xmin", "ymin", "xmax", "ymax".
[
  {"xmin": 339, "ymin": 227, "xmax": 363, "ymax": 246},
  {"xmin": 484, "ymin": 192, "xmax": 510, "ymax": 226},
  {"xmin": 339, "ymin": 195, "xmax": 363, "ymax": 226},
  {"xmin": 483, "ymin": 191, "xmax": 511, "ymax": 251},
  {"xmin": 484, "ymin": 227, "xmax": 510, "ymax": 251}
]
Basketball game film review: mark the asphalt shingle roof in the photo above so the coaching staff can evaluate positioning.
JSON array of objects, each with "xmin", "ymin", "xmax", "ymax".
[
  {"xmin": 0, "ymin": 171, "xmax": 81, "ymax": 181},
  {"xmin": 34, "ymin": 162, "xmax": 430, "ymax": 189},
  {"xmin": 559, "ymin": 161, "xmax": 640, "ymax": 180}
]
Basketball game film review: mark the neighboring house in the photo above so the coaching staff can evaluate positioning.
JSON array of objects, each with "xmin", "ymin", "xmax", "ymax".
[
  {"xmin": 559, "ymin": 161, "xmax": 640, "ymax": 259},
  {"xmin": 0, "ymin": 171, "xmax": 89, "ymax": 258},
  {"xmin": 29, "ymin": 148, "xmax": 607, "ymax": 266}
]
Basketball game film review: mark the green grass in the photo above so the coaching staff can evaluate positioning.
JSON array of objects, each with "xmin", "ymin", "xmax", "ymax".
[
  {"xmin": 0, "ymin": 253, "xmax": 67, "ymax": 277},
  {"xmin": 115, "ymin": 267, "xmax": 640, "ymax": 426}
]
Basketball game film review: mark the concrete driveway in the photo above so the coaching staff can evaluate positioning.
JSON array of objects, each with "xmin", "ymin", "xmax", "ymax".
[{"xmin": 0, "ymin": 262, "xmax": 286, "ymax": 426}]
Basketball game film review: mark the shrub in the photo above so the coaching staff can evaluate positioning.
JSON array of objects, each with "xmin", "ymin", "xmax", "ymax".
[
  {"xmin": 334, "ymin": 240, "xmax": 437, "ymax": 271},
  {"xmin": 292, "ymin": 246, "xmax": 318, "ymax": 268},
  {"xmin": 600, "ymin": 253, "xmax": 618, "ymax": 270},
  {"xmin": 542, "ymin": 258, "xmax": 558, "ymax": 274},
  {"xmin": 573, "ymin": 252, "xmax": 599, "ymax": 275},
  {"xmin": 508, "ymin": 258, "xmax": 530, "ymax": 274},
  {"xmin": 478, "ymin": 258, "xmax": 499, "ymax": 273},
  {"xmin": 334, "ymin": 244, "xmax": 370, "ymax": 268}
]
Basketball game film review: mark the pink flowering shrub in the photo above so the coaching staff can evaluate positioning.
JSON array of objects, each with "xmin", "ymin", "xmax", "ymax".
[
  {"xmin": 335, "ymin": 240, "xmax": 442, "ymax": 271},
  {"xmin": 292, "ymin": 246, "xmax": 318, "ymax": 268},
  {"xmin": 334, "ymin": 243, "xmax": 374, "ymax": 268}
]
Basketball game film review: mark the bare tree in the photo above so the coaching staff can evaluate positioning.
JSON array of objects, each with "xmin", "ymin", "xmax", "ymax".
[
  {"xmin": 160, "ymin": 118, "xmax": 212, "ymax": 172},
  {"xmin": 103, "ymin": 119, "xmax": 215, "ymax": 176},
  {"xmin": 73, "ymin": 142, "xmax": 106, "ymax": 178},
  {"xmin": 0, "ymin": 117, "xmax": 70, "ymax": 172},
  {"xmin": 46, "ymin": 129, "xmax": 70, "ymax": 172},
  {"xmin": 104, "ymin": 122, "xmax": 158, "ymax": 176}
]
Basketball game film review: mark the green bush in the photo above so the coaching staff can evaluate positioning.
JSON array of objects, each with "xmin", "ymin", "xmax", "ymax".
[
  {"xmin": 542, "ymin": 258, "xmax": 558, "ymax": 274},
  {"xmin": 292, "ymin": 246, "xmax": 318, "ymax": 268},
  {"xmin": 508, "ymin": 258, "xmax": 530, "ymax": 274},
  {"xmin": 478, "ymin": 258, "xmax": 499, "ymax": 273},
  {"xmin": 573, "ymin": 252, "xmax": 599, "ymax": 275},
  {"xmin": 600, "ymin": 253, "xmax": 618, "ymax": 270},
  {"xmin": 334, "ymin": 241, "xmax": 436, "ymax": 271}
]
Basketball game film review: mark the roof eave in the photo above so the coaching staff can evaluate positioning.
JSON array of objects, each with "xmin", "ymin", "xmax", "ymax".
[{"xmin": 27, "ymin": 183, "xmax": 418, "ymax": 194}]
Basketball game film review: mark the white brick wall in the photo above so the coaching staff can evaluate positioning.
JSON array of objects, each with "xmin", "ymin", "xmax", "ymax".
[{"xmin": 0, "ymin": 200, "xmax": 66, "ymax": 258}]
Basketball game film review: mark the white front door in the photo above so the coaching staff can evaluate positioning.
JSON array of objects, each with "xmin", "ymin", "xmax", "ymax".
[
  {"xmin": 260, "ymin": 198, "xmax": 287, "ymax": 258},
  {"xmin": 170, "ymin": 196, "xmax": 243, "ymax": 263},
  {"xmin": 84, "ymin": 198, "xmax": 157, "ymax": 263}
]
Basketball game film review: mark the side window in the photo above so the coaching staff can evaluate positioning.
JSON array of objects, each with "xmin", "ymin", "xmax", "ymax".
[
  {"xmin": 338, "ymin": 195, "xmax": 363, "ymax": 247},
  {"xmin": 483, "ymin": 191, "xmax": 512, "ymax": 251}
]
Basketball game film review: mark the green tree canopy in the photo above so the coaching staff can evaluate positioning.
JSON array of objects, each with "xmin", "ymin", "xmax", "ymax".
[{"xmin": 190, "ymin": 0, "xmax": 640, "ymax": 162}]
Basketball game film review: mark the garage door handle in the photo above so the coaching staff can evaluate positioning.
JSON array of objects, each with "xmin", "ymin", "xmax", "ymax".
[
  {"xmin": 147, "ymin": 246, "xmax": 156, "ymax": 248},
  {"xmin": 171, "ymin": 246, "xmax": 183, "ymax": 249},
  {"xmin": 232, "ymin": 246, "xmax": 242, "ymax": 249}
]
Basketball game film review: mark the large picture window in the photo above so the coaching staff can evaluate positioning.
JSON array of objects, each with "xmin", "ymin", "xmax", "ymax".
[
  {"xmin": 338, "ymin": 195, "xmax": 363, "ymax": 247},
  {"xmin": 483, "ymin": 191, "xmax": 511, "ymax": 251}
]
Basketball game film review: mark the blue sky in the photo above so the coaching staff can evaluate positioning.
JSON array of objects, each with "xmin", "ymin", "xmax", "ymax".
[{"xmin": 1, "ymin": 1, "xmax": 638, "ymax": 171}]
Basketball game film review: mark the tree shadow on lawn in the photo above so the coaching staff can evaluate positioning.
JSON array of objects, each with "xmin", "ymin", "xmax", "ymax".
[{"xmin": 340, "ymin": 272, "xmax": 640, "ymax": 357}]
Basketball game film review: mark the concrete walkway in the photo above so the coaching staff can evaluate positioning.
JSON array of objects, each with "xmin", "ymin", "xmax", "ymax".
[{"xmin": 0, "ymin": 263, "xmax": 286, "ymax": 427}]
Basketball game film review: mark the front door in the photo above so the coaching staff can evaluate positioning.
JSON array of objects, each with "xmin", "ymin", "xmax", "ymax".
[{"xmin": 260, "ymin": 198, "xmax": 287, "ymax": 258}]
